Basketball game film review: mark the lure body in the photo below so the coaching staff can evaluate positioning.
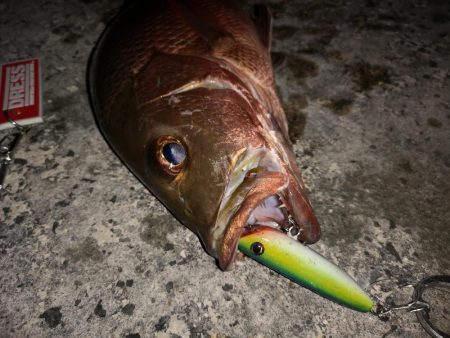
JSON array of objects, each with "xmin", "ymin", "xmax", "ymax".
[{"xmin": 239, "ymin": 227, "xmax": 374, "ymax": 312}]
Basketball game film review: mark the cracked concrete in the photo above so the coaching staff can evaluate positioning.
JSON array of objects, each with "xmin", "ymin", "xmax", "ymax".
[{"xmin": 1, "ymin": 0, "xmax": 449, "ymax": 337}]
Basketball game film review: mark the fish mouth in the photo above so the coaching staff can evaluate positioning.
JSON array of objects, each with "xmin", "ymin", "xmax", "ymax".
[{"xmin": 214, "ymin": 148, "xmax": 320, "ymax": 270}]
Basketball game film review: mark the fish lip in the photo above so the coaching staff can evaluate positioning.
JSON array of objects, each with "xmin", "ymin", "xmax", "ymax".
[{"xmin": 218, "ymin": 171, "xmax": 287, "ymax": 270}]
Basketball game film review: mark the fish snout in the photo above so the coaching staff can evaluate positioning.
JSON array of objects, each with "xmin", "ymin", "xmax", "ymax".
[{"xmin": 213, "ymin": 147, "xmax": 322, "ymax": 270}]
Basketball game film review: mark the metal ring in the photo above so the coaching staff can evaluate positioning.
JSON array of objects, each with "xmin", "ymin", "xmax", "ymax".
[{"xmin": 414, "ymin": 275, "xmax": 450, "ymax": 338}]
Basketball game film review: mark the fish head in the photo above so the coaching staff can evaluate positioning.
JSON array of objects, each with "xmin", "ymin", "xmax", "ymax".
[
  {"xmin": 138, "ymin": 87, "xmax": 272, "ymax": 247},
  {"xmin": 92, "ymin": 53, "xmax": 320, "ymax": 270}
]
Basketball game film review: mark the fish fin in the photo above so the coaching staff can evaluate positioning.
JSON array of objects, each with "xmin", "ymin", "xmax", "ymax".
[
  {"xmin": 253, "ymin": 4, "xmax": 273, "ymax": 51},
  {"xmin": 171, "ymin": 0, "xmax": 235, "ymax": 52},
  {"xmin": 270, "ymin": 51, "xmax": 287, "ymax": 72}
]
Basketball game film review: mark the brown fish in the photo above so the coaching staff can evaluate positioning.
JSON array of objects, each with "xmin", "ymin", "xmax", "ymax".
[{"xmin": 88, "ymin": 0, "xmax": 320, "ymax": 270}]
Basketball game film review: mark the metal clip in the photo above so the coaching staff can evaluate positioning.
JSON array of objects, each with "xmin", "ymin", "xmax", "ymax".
[{"xmin": 375, "ymin": 296, "xmax": 429, "ymax": 318}]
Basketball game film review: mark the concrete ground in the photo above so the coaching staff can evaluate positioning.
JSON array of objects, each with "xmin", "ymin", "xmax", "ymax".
[{"xmin": 1, "ymin": 0, "xmax": 449, "ymax": 337}]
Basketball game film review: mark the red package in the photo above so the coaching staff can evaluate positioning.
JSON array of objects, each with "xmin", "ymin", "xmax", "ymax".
[{"xmin": 0, "ymin": 58, "xmax": 42, "ymax": 130}]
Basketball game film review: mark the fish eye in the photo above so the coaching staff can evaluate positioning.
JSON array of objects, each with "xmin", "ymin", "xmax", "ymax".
[
  {"xmin": 162, "ymin": 143, "xmax": 186, "ymax": 165},
  {"xmin": 155, "ymin": 136, "xmax": 187, "ymax": 175},
  {"xmin": 251, "ymin": 242, "xmax": 264, "ymax": 255}
]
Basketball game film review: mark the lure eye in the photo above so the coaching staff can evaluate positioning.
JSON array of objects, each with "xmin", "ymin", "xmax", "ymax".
[
  {"xmin": 155, "ymin": 136, "xmax": 187, "ymax": 175},
  {"xmin": 162, "ymin": 143, "xmax": 186, "ymax": 165},
  {"xmin": 251, "ymin": 242, "xmax": 264, "ymax": 255}
]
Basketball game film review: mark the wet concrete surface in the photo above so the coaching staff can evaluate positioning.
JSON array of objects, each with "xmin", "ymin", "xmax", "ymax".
[{"xmin": 1, "ymin": 0, "xmax": 449, "ymax": 337}]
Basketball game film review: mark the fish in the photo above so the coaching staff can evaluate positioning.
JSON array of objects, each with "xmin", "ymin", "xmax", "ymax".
[{"xmin": 88, "ymin": 0, "xmax": 374, "ymax": 312}]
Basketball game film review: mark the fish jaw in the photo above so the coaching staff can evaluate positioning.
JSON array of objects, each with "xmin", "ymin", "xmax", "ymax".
[
  {"xmin": 219, "ymin": 171, "xmax": 287, "ymax": 270},
  {"xmin": 238, "ymin": 226, "xmax": 375, "ymax": 312},
  {"xmin": 212, "ymin": 147, "xmax": 320, "ymax": 270}
]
